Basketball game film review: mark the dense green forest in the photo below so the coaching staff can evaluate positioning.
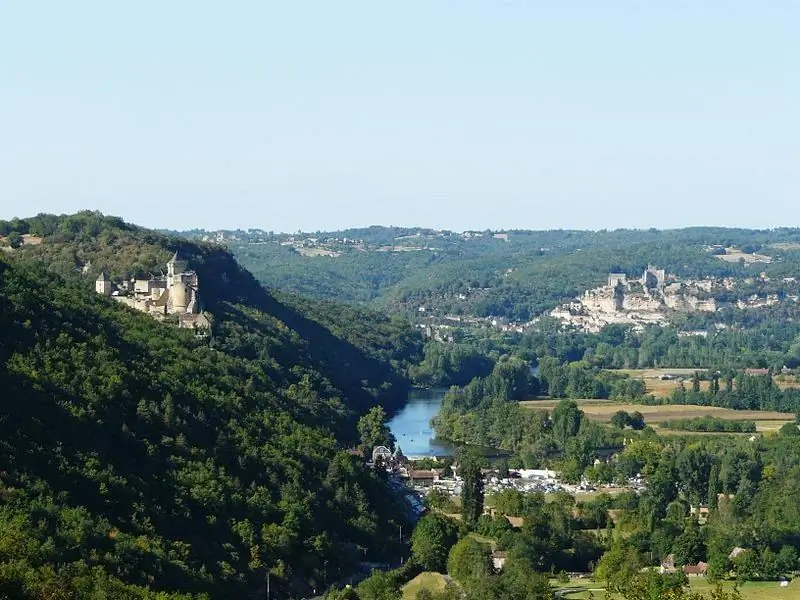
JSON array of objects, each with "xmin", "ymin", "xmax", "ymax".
[{"xmin": 0, "ymin": 213, "xmax": 425, "ymax": 598}]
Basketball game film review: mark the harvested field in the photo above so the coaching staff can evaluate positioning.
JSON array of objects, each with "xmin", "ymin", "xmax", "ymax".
[
  {"xmin": 614, "ymin": 368, "xmax": 800, "ymax": 397},
  {"xmin": 612, "ymin": 368, "xmax": 709, "ymax": 398},
  {"xmin": 520, "ymin": 400, "xmax": 794, "ymax": 431},
  {"xmin": 615, "ymin": 368, "xmax": 706, "ymax": 378},
  {"xmin": 715, "ymin": 249, "xmax": 773, "ymax": 264},
  {"xmin": 774, "ymin": 376, "xmax": 800, "ymax": 390}
]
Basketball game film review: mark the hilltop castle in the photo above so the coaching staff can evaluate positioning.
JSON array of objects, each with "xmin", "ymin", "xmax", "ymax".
[
  {"xmin": 95, "ymin": 251, "xmax": 210, "ymax": 331},
  {"xmin": 550, "ymin": 265, "xmax": 717, "ymax": 332}
]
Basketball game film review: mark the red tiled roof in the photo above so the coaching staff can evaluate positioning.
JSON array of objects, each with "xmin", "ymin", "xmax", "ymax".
[{"xmin": 683, "ymin": 562, "xmax": 708, "ymax": 574}]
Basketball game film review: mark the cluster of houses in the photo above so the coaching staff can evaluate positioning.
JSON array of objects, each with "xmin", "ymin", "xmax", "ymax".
[
  {"xmin": 659, "ymin": 546, "xmax": 756, "ymax": 579},
  {"xmin": 416, "ymin": 314, "xmax": 529, "ymax": 341},
  {"xmin": 659, "ymin": 554, "xmax": 708, "ymax": 577},
  {"xmin": 365, "ymin": 444, "xmax": 645, "ymax": 500}
]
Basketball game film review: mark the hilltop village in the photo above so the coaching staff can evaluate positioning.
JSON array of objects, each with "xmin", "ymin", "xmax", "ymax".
[
  {"xmin": 94, "ymin": 251, "xmax": 210, "ymax": 331},
  {"xmin": 548, "ymin": 265, "xmax": 720, "ymax": 333}
]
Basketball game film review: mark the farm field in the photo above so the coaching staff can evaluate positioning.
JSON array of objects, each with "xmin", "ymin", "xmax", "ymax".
[
  {"xmin": 613, "ymin": 368, "xmax": 710, "ymax": 398},
  {"xmin": 520, "ymin": 399, "xmax": 794, "ymax": 432},
  {"xmin": 612, "ymin": 368, "xmax": 800, "ymax": 398},
  {"xmin": 714, "ymin": 248, "xmax": 773, "ymax": 264}
]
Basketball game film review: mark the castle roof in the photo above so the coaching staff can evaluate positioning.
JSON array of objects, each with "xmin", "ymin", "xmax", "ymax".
[
  {"xmin": 96, "ymin": 270, "xmax": 110, "ymax": 282},
  {"xmin": 168, "ymin": 250, "xmax": 185, "ymax": 264}
]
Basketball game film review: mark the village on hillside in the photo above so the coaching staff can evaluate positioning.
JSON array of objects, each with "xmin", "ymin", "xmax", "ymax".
[{"xmin": 548, "ymin": 265, "xmax": 797, "ymax": 333}]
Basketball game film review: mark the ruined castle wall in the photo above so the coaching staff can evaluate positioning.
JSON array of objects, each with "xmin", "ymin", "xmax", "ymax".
[{"xmin": 622, "ymin": 293, "xmax": 662, "ymax": 312}]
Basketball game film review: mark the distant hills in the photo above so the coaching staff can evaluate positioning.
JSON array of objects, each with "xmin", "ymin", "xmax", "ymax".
[
  {"xmin": 172, "ymin": 226, "xmax": 800, "ymax": 322},
  {"xmin": 0, "ymin": 212, "xmax": 422, "ymax": 598}
]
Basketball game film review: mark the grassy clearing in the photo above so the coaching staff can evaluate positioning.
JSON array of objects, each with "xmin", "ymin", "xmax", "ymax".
[
  {"xmin": 402, "ymin": 572, "xmax": 447, "ymax": 600},
  {"xmin": 689, "ymin": 578, "xmax": 800, "ymax": 599},
  {"xmin": 553, "ymin": 578, "xmax": 800, "ymax": 600},
  {"xmin": 467, "ymin": 533, "xmax": 496, "ymax": 548}
]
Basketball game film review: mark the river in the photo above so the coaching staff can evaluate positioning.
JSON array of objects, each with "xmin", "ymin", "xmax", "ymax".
[{"xmin": 386, "ymin": 388, "xmax": 454, "ymax": 457}]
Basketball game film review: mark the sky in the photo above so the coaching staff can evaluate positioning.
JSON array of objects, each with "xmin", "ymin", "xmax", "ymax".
[{"xmin": 1, "ymin": 2, "xmax": 798, "ymax": 233}]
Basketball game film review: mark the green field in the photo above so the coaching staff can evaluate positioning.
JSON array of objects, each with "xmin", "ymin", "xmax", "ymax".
[
  {"xmin": 402, "ymin": 572, "xmax": 448, "ymax": 600},
  {"xmin": 556, "ymin": 578, "xmax": 800, "ymax": 599}
]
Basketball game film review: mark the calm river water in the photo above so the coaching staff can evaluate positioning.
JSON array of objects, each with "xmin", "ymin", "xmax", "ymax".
[{"xmin": 387, "ymin": 388, "xmax": 453, "ymax": 457}]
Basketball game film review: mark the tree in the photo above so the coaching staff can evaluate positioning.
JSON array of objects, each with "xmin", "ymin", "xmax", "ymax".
[
  {"xmin": 410, "ymin": 514, "xmax": 459, "ymax": 572},
  {"xmin": 779, "ymin": 422, "xmax": 800, "ymax": 436},
  {"xmin": 733, "ymin": 549, "xmax": 760, "ymax": 582},
  {"xmin": 6, "ymin": 231, "xmax": 22, "ymax": 248},
  {"xmin": 494, "ymin": 558, "xmax": 553, "ymax": 600},
  {"xmin": 446, "ymin": 538, "xmax": 492, "ymax": 584},
  {"xmin": 326, "ymin": 587, "xmax": 360, "ymax": 600},
  {"xmin": 595, "ymin": 540, "xmax": 641, "ymax": 593},
  {"xmin": 775, "ymin": 545, "xmax": 798, "ymax": 576},
  {"xmin": 460, "ymin": 455, "xmax": 485, "ymax": 530},
  {"xmin": 552, "ymin": 400, "xmax": 583, "ymax": 446},
  {"xmin": 497, "ymin": 459, "xmax": 510, "ymax": 479},
  {"xmin": 628, "ymin": 411, "xmax": 646, "ymax": 431},
  {"xmin": 356, "ymin": 570, "xmax": 401, "ymax": 600},
  {"xmin": 707, "ymin": 463, "xmax": 720, "ymax": 510},
  {"xmin": 611, "ymin": 410, "xmax": 630, "ymax": 429},
  {"xmin": 673, "ymin": 519, "xmax": 705, "ymax": 566},
  {"xmin": 358, "ymin": 406, "xmax": 395, "ymax": 455}
]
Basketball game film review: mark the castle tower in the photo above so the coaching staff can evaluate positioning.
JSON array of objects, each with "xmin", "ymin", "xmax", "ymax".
[
  {"xmin": 167, "ymin": 251, "xmax": 188, "ymax": 282},
  {"xmin": 171, "ymin": 281, "xmax": 189, "ymax": 313},
  {"xmin": 95, "ymin": 271, "xmax": 112, "ymax": 296}
]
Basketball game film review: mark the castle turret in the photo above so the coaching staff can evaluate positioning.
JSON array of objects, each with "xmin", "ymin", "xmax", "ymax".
[
  {"xmin": 95, "ymin": 271, "xmax": 112, "ymax": 296},
  {"xmin": 167, "ymin": 251, "xmax": 188, "ymax": 282}
]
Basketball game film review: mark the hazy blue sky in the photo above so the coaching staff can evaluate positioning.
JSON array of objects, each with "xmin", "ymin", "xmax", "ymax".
[{"xmin": 1, "ymin": 2, "xmax": 798, "ymax": 232}]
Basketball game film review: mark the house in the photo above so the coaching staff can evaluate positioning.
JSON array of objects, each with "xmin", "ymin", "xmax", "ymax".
[
  {"xmin": 660, "ymin": 554, "xmax": 677, "ymax": 574},
  {"xmin": 407, "ymin": 470, "xmax": 440, "ymax": 487},
  {"xmin": 491, "ymin": 551, "xmax": 508, "ymax": 571},
  {"xmin": 683, "ymin": 562, "xmax": 708, "ymax": 576}
]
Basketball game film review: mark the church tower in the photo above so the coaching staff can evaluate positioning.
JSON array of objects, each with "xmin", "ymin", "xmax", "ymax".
[{"xmin": 95, "ymin": 271, "xmax": 112, "ymax": 296}]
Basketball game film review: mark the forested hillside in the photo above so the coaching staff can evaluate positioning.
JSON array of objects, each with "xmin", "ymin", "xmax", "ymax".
[
  {"xmin": 0, "ymin": 213, "xmax": 423, "ymax": 598},
  {"xmin": 184, "ymin": 226, "xmax": 800, "ymax": 320},
  {"xmin": 1, "ymin": 213, "xmax": 423, "ymax": 416}
]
